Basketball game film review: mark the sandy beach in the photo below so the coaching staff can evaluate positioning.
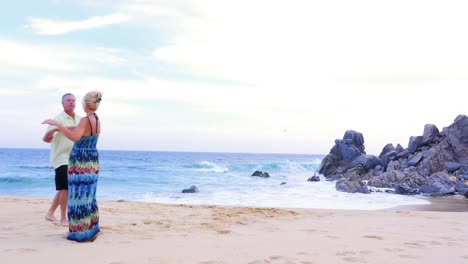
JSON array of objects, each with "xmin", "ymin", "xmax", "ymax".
[{"xmin": 1, "ymin": 195, "xmax": 467, "ymax": 264}]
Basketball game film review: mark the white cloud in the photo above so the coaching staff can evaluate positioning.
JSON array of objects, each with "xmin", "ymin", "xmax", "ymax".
[
  {"xmin": 28, "ymin": 13, "xmax": 131, "ymax": 35},
  {"xmin": 3, "ymin": 0, "xmax": 468, "ymax": 154},
  {"xmin": 0, "ymin": 39, "xmax": 76, "ymax": 71},
  {"xmin": 33, "ymin": 69, "xmax": 468, "ymax": 152},
  {"xmin": 0, "ymin": 38, "xmax": 127, "ymax": 73},
  {"xmin": 0, "ymin": 89, "xmax": 32, "ymax": 96},
  {"xmin": 123, "ymin": 1, "xmax": 192, "ymax": 17},
  {"xmin": 36, "ymin": 74, "xmax": 262, "ymax": 108},
  {"xmin": 146, "ymin": 0, "xmax": 468, "ymax": 87}
]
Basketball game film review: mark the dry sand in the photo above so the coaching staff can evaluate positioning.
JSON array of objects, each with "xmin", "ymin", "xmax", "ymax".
[{"xmin": 1, "ymin": 195, "xmax": 467, "ymax": 264}]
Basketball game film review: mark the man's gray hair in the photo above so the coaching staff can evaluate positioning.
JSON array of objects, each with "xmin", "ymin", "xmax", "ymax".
[{"xmin": 61, "ymin": 93, "xmax": 75, "ymax": 102}]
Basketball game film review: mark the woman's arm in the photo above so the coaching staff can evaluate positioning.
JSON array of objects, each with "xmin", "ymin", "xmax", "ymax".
[{"xmin": 42, "ymin": 118, "xmax": 86, "ymax": 142}]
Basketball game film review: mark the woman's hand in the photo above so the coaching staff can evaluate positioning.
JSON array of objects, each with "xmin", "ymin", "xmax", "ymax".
[{"xmin": 42, "ymin": 119, "xmax": 60, "ymax": 126}]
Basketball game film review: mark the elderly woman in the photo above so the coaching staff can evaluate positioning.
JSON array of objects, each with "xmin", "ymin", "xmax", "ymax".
[{"xmin": 42, "ymin": 90, "xmax": 103, "ymax": 242}]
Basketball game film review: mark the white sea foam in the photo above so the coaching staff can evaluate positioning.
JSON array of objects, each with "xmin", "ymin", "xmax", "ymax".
[
  {"xmin": 194, "ymin": 161, "xmax": 229, "ymax": 173},
  {"xmin": 136, "ymin": 180, "xmax": 430, "ymax": 210},
  {"xmin": 1, "ymin": 149, "xmax": 431, "ymax": 210}
]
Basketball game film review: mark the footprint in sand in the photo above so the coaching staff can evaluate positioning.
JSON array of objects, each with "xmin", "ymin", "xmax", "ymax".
[
  {"xmin": 17, "ymin": 248, "xmax": 38, "ymax": 253},
  {"xmin": 336, "ymin": 251, "xmax": 356, "ymax": 257},
  {"xmin": 143, "ymin": 219, "xmax": 163, "ymax": 225},
  {"xmin": 396, "ymin": 211, "xmax": 414, "ymax": 217},
  {"xmin": 337, "ymin": 251, "xmax": 367, "ymax": 263},
  {"xmin": 404, "ymin": 241, "xmax": 427, "ymax": 249},
  {"xmin": 398, "ymin": 254, "xmax": 420, "ymax": 259},
  {"xmin": 384, "ymin": 248, "xmax": 405, "ymax": 253},
  {"xmin": 363, "ymin": 235, "xmax": 383, "ymax": 240},
  {"xmin": 343, "ymin": 257, "xmax": 367, "ymax": 263},
  {"xmin": 267, "ymin": 255, "xmax": 297, "ymax": 263}
]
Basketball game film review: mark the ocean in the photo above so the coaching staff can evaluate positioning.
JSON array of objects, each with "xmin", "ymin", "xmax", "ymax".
[{"xmin": 0, "ymin": 148, "xmax": 429, "ymax": 210}]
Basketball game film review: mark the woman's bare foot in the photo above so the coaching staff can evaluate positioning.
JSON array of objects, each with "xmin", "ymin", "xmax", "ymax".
[
  {"xmin": 60, "ymin": 219, "xmax": 69, "ymax": 227},
  {"xmin": 89, "ymin": 232, "xmax": 99, "ymax": 242},
  {"xmin": 45, "ymin": 213, "xmax": 58, "ymax": 222}
]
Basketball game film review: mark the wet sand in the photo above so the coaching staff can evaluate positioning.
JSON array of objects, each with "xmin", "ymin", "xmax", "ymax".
[{"xmin": 389, "ymin": 195, "xmax": 468, "ymax": 212}]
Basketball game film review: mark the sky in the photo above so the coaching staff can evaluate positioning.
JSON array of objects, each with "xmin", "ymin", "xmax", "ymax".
[{"xmin": 0, "ymin": 0, "xmax": 467, "ymax": 155}]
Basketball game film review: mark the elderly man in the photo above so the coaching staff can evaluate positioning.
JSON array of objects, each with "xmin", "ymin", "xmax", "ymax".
[{"xmin": 43, "ymin": 93, "xmax": 81, "ymax": 227}]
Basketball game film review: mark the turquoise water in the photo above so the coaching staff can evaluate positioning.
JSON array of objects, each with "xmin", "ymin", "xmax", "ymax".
[{"xmin": 0, "ymin": 148, "xmax": 429, "ymax": 210}]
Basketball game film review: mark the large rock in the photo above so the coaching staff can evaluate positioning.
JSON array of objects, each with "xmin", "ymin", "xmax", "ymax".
[
  {"xmin": 349, "ymin": 154, "xmax": 383, "ymax": 171},
  {"xmin": 417, "ymin": 139, "xmax": 457, "ymax": 177},
  {"xmin": 318, "ymin": 130, "xmax": 371, "ymax": 178},
  {"xmin": 336, "ymin": 178, "xmax": 370, "ymax": 194},
  {"xmin": 407, "ymin": 136, "xmax": 423, "ymax": 154},
  {"xmin": 182, "ymin": 185, "xmax": 199, "ymax": 193},
  {"xmin": 394, "ymin": 172, "xmax": 427, "ymax": 195},
  {"xmin": 421, "ymin": 124, "xmax": 440, "ymax": 146},
  {"xmin": 318, "ymin": 154, "xmax": 338, "ymax": 176},
  {"xmin": 446, "ymin": 162, "xmax": 463, "ymax": 173},
  {"xmin": 251, "ymin": 171, "xmax": 270, "ymax": 178},
  {"xmin": 445, "ymin": 115, "xmax": 468, "ymax": 163},
  {"xmin": 327, "ymin": 130, "xmax": 366, "ymax": 162},
  {"xmin": 379, "ymin": 143, "xmax": 395, "ymax": 158}
]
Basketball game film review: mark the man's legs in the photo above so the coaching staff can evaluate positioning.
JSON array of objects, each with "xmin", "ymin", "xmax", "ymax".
[
  {"xmin": 59, "ymin": 190, "xmax": 69, "ymax": 226},
  {"xmin": 46, "ymin": 165, "xmax": 68, "ymax": 225},
  {"xmin": 45, "ymin": 191, "xmax": 60, "ymax": 221}
]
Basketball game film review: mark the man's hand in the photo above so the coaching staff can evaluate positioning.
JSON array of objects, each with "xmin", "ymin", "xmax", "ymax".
[{"xmin": 42, "ymin": 129, "xmax": 57, "ymax": 143}]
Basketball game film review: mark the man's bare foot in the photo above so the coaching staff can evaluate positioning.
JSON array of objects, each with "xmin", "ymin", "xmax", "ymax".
[
  {"xmin": 60, "ymin": 220, "xmax": 69, "ymax": 227},
  {"xmin": 45, "ymin": 213, "xmax": 58, "ymax": 222}
]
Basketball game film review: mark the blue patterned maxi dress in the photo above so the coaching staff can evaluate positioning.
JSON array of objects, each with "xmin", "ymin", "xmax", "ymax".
[{"xmin": 67, "ymin": 134, "xmax": 100, "ymax": 242}]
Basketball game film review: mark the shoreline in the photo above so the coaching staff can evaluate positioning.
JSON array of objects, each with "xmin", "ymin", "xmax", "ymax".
[
  {"xmin": 5, "ymin": 193, "xmax": 468, "ymax": 212},
  {"xmin": 1, "ymin": 195, "xmax": 468, "ymax": 263},
  {"xmin": 387, "ymin": 195, "xmax": 468, "ymax": 212}
]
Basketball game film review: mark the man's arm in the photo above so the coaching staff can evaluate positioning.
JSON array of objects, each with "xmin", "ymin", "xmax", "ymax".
[{"xmin": 43, "ymin": 128, "xmax": 57, "ymax": 143}]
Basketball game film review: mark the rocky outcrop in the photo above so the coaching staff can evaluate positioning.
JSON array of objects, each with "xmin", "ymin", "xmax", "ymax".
[
  {"xmin": 252, "ymin": 171, "xmax": 270, "ymax": 178},
  {"xmin": 307, "ymin": 175, "xmax": 320, "ymax": 182},
  {"xmin": 318, "ymin": 115, "xmax": 468, "ymax": 197},
  {"xmin": 182, "ymin": 185, "xmax": 199, "ymax": 193},
  {"xmin": 336, "ymin": 178, "xmax": 370, "ymax": 194}
]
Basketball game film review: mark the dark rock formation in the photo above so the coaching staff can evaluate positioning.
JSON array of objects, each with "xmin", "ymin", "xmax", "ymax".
[
  {"xmin": 251, "ymin": 171, "xmax": 270, "ymax": 178},
  {"xmin": 182, "ymin": 185, "xmax": 199, "ymax": 193},
  {"xmin": 252, "ymin": 171, "xmax": 263, "ymax": 176},
  {"xmin": 446, "ymin": 162, "xmax": 462, "ymax": 173},
  {"xmin": 445, "ymin": 115, "xmax": 468, "ymax": 163},
  {"xmin": 307, "ymin": 175, "xmax": 320, "ymax": 182},
  {"xmin": 319, "ymin": 130, "xmax": 378, "ymax": 178},
  {"xmin": 336, "ymin": 178, "xmax": 370, "ymax": 194},
  {"xmin": 318, "ymin": 115, "xmax": 468, "ymax": 197}
]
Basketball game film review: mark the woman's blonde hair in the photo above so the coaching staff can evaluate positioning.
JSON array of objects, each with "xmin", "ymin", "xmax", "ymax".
[{"xmin": 84, "ymin": 90, "xmax": 103, "ymax": 111}]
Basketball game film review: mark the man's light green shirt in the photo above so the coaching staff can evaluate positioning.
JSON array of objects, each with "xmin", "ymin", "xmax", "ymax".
[{"xmin": 49, "ymin": 111, "xmax": 81, "ymax": 169}]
